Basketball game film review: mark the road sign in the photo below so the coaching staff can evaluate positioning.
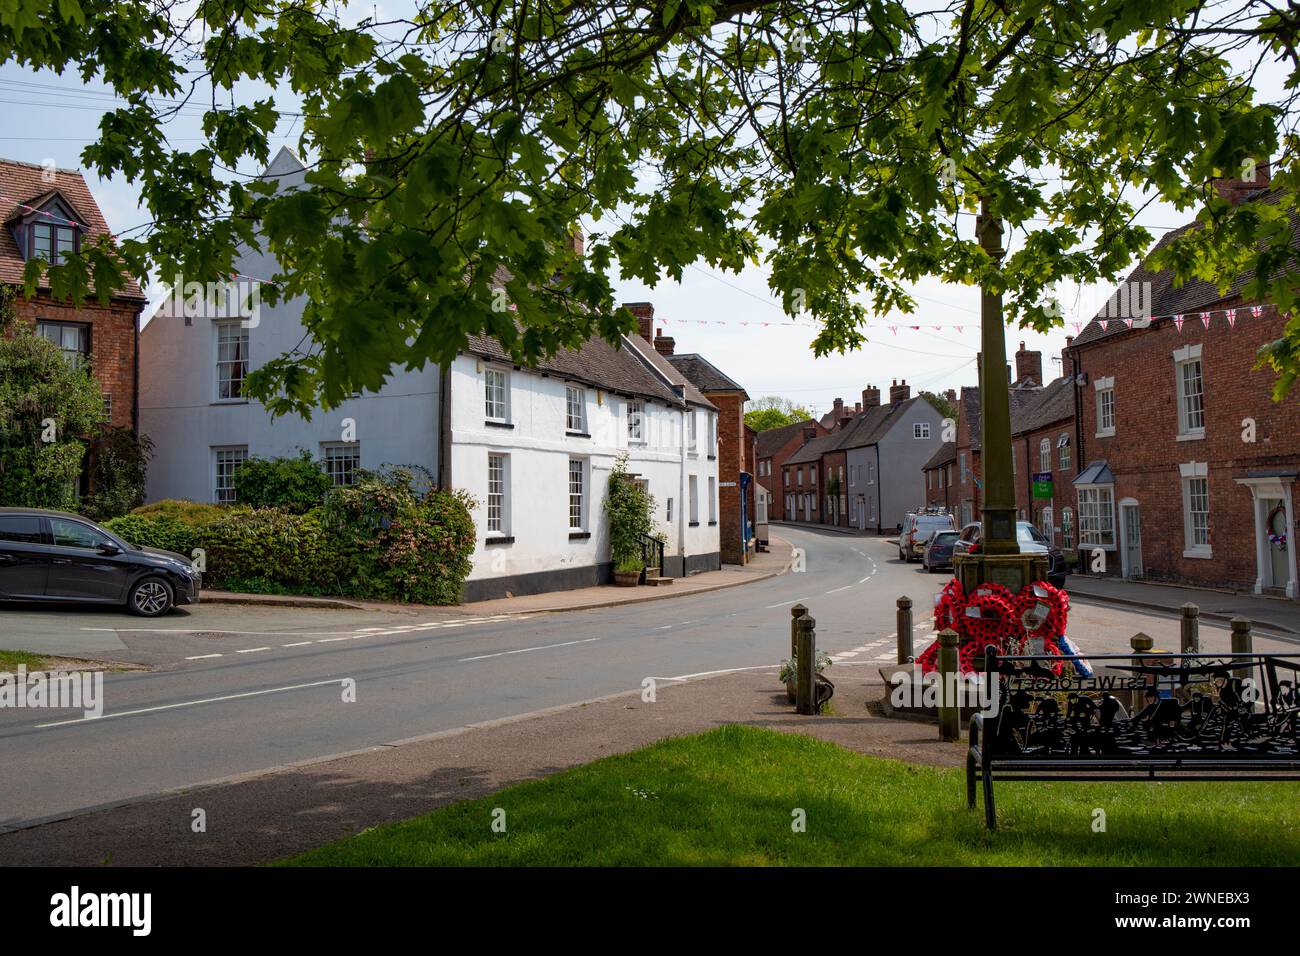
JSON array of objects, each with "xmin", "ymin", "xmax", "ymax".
[{"xmin": 1032, "ymin": 472, "xmax": 1053, "ymax": 499}]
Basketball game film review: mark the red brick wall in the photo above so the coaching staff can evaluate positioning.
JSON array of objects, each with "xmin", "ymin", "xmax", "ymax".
[
  {"xmin": 1073, "ymin": 303, "xmax": 1299, "ymax": 590},
  {"xmin": 1013, "ymin": 419, "xmax": 1075, "ymax": 544},
  {"xmin": 924, "ymin": 461, "xmax": 956, "ymax": 511},
  {"xmin": 9, "ymin": 290, "xmax": 140, "ymax": 431},
  {"xmin": 765, "ymin": 422, "xmax": 827, "ymax": 521},
  {"xmin": 710, "ymin": 392, "xmax": 747, "ymax": 564}
]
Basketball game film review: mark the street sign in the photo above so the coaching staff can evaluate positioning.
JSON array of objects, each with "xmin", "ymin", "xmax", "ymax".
[{"xmin": 1032, "ymin": 472, "xmax": 1053, "ymax": 499}]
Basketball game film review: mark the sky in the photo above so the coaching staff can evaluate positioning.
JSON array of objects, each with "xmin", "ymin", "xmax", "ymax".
[{"xmin": 0, "ymin": 18, "xmax": 1282, "ymax": 422}]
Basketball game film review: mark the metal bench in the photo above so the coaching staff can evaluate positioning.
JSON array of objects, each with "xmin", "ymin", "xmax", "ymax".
[{"xmin": 966, "ymin": 647, "xmax": 1300, "ymax": 830}]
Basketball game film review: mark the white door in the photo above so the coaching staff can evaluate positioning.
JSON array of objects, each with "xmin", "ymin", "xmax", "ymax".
[
  {"xmin": 1121, "ymin": 502, "xmax": 1142, "ymax": 578},
  {"xmin": 1264, "ymin": 497, "xmax": 1289, "ymax": 589}
]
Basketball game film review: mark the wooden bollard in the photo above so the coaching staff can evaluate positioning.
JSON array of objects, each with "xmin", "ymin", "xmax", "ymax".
[
  {"xmin": 790, "ymin": 603, "xmax": 806, "ymax": 659},
  {"xmin": 896, "ymin": 595, "xmax": 914, "ymax": 664},
  {"xmin": 795, "ymin": 612, "xmax": 817, "ymax": 716},
  {"xmin": 1130, "ymin": 632, "xmax": 1154, "ymax": 714},
  {"xmin": 1231, "ymin": 616, "xmax": 1253, "ymax": 682},
  {"xmin": 1180, "ymin": 603, "xmax": 1200, "ymax": 654},
  {"xmin": 937, "ymin": 628, "xmax": 960, "ymax": 741}
]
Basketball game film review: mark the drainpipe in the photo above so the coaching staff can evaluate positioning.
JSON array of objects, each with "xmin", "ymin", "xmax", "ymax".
[
  {"xmin": 437, "ymin": 360, "xmax": 452, "ymax": 488},
  {"xmin": 133, "ymin": 302, "xmax": 142, "ymax": 434},
  {"xmin": 874, "ymin": 444, "xmax": 882, "ymax": 533},
  {"xmin": 677, "ymin": 398, "xmax": 687, "ymax": 574}
]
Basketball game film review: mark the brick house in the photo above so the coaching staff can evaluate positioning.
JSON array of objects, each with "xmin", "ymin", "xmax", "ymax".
[
  {"xmin": 1066, "ymin": 176, "xmax": 1300, "ymax": 596},
  {"xmin": 756, "ymin": 418, "xmax": 826, "ymax": 521},
  {"xmin": 1009, "ymin": 342, "xmax": 1077, "ymax": 548},
  {"xmin": 629, "ymin": 309, "xmax": 755, "ymax": 565},
  {"xmin": 922, "ymin": 442, "xmax": 957, "ymax": 512},
  {"xmin": 1, "ymin": 159, "xmax": 146, "ymax": 484}
]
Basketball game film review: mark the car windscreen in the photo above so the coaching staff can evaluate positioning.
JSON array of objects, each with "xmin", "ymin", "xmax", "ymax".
[
  {"xmin": 1017, "ymin": 524, "xmax": 1048, "ymax": 545},
  {"xmin": 930, "ymin": 531, "xmax": 958, "ymax": 544},
  {"xmin": 915, "ymin": 517, "xmax": 954, "ymax": 532}
]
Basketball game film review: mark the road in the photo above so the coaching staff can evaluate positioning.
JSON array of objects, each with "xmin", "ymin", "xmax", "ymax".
[{"xmin": 0, "ymin": 526, "xmax": 1295, "ymax": 833}]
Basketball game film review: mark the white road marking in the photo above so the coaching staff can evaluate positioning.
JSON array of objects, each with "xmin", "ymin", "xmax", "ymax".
[
  {"xmin": 458, "ymin": 637, "xmax": 601, "ymax": 662},
  {"xmin": 183, "ymin": 653, "xmax": 222, "ymax": 660},
  {"xmin": 824, "ymin": 585, "xmax": 853, "ymax": 594},
  {"xmin": 315, "ymin": 637, "xmax": 351, "ymax": 643},
  {"xmin": 236, "ymin": 646, "xmax": 270, "ymax": 654},
  {"xmin": 653, "ymin": 664, "xmax": 781, "ymax": 682},
  {"xmin": 281, "ymin": 642, "xmax": 313, "ymax": 648},
  {"xmin": 765, "ymin": 598, "xmax": 812, "ymax": 609},
  {"xmin": 34, "ymin": 679, "xmax": 351, "ymax": 728}
]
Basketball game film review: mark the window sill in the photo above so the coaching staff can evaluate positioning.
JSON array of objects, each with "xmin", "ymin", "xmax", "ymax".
[
  {"xmin": 707, "ymin": 455, "xmax": 716, "ymax": 461},
  {"xmin": 688, "ymin": 521, "xmax": 700, "ymax": 527},
  {"xmin": 1176, "ymin": 431, "xmax": 1206, "ymax": 442},
  {"xmin": 707, "ymin": 520, "xmax": 717, "ymax": 526},
  {"xmin": 1183, "ymin": 547, "xmax": 1213, "ymax": 560},
  {"xmin": 568, "ymin": 531, "xmax": 591, "ymax": 540},
  {"xmin": 485, "ymin": 420, "xmax": 514, "ymax": 430},
  {"xmin": 212, "ymin": 399, "xmax": 249, "ymax": 406},
  {"xmin": 566, "ymin": 431, "xmax": 591, "ymax": 439},
  {"xmin": 485, "ymin": 536, "xmax": 514, "ymax": 546},
  {"xmin": 1095, "ymin": 430, "xmax": 1115, "ymax": 439}
]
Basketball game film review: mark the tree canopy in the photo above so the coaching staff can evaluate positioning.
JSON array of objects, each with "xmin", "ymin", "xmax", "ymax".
[
  {"xmin": 5, "ymin": 0, "xmax": 1300, "ymax": 408},
  {"xmin": 745, "ymin": 395, "xmax": 814, "ymax": 431}
]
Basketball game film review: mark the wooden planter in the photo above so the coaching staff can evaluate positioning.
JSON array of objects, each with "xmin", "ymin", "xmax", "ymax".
[{"xmin": 613, "ymin": 570, "xmax": 640, "ymax": 587}]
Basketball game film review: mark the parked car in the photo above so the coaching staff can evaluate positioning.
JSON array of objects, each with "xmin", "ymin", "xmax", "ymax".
[
  {"xmin": 922, "ymin": 529, "xmax": 960, "ymax": 572},
  {"xmin": 952, "ymin": 520, "xmax": 1067, "ymax": 588},
  {"xmin": 898, "ymin": 512, "xmax": 956, "ymax": 562},
  {"xmin": 0, "ymin": 508, "xmax": 200, "ymax": 616}
]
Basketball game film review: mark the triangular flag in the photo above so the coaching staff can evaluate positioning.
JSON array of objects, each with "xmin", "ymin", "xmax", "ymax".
[
  {"xmin": 955, "ymin": 325, "xmax": 963, "ymax": 333},
  {"xmin": 1124, "ymin": 318, "xmax": 1133, "ymax": 328},
  {"xmin": 889, "ymin": 326, "xmax": 897, "ymax": 335},
  {"xmin": 1173, "ymin": 315, "xmax": 1184, "ymax": 332},
  {"xmin": 1200, "ymin": 311, "xmax": 1211, "ymax": 328},
  {"xmin": 932, "ymin": 325, "xmax": 942, "ymax": 332},
  {"xmin": 910, "ymin": 325, "xmax": 920, "ymax": 330},
  {"xmin": 1251, "ymin": 305, "xmax": 1264, "ymax": 319},
  {"xmin": 1227, "ymin": 309, "xmax": 1237, "ymax": 329}
]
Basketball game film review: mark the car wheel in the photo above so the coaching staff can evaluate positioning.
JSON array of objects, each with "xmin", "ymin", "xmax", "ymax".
[{"xmin": 128, "ymin": 577, "xmax": 174, "ymax": 617}]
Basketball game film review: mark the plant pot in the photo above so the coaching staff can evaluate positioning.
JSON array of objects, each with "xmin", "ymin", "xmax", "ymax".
[
  {"xmin": 786, "ymin": 680, "xmax": 796, "ymax": 704},
  {"xmin": 613, "ymin": 570, "xmax": 640, "ymax": 587}
]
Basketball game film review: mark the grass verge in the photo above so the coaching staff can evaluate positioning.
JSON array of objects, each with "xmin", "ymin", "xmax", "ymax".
[{"xmin": 281, "ymin": 724, "xmax": 1300, "ymax": 866}]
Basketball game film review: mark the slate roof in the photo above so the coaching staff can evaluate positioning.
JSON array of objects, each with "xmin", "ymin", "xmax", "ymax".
[
  {"xmin": 1072, "ymin": 186, "xmax": 1299, "ymax": 349},
  {"xmin": 464, "ymin": 331, "xmax": 691, "ymax": 407},
  {"xmin": 784, "ymin": 430, "xmax": 847, "ymax": 466},
  {"xmin": 755, "ymin": 419, "xmax": 819, "ymax": 460},
  {"xmin": 923, "ymin": 441, "xmax": 956, "ymax": 470},
  {"xmin": 664, "ymin": 353, "xmax": 748, "ymax": 397},
  {"xmin": 785, "ymin": 395, "xmax": 940, "ymax": 464},
  {"xmin": 621, "ymin": 334, "xmax": 716, "ymax": 409},
  {"xmin": 0, "ymin": 158, "xmax": 145, "ymax": 299},
  {"xmin": 961, "ymin": 379, "xmax": 1074, "ymax": 449}
]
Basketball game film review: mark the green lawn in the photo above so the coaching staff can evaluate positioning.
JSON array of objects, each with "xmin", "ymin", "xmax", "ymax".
[{"xmin": 282, "ymin": 724, "xmax": 1300, "ymax": 866}]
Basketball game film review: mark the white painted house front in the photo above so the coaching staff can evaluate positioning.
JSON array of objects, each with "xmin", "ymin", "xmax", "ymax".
[{"xmin": 139, "ymin": 146, "xmax": 721, "ymax": 602}]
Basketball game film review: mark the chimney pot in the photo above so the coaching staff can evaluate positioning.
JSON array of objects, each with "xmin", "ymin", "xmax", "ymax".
[
  {"xmin": 1014, "ymin": 343, "xmax": 1043, "ymax": 387},
  {"xmin": 889, "ymin": 380, "xmax": 911, "ymax": 405},
  {"xmin": 861, "ymin": 386, "xmax": 881, "ymax": 408}
]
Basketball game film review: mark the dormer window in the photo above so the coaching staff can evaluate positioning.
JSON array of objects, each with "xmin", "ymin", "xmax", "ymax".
[{"xmin": 32, "ymin": 221, "xmax": 78, "ymax": 264}]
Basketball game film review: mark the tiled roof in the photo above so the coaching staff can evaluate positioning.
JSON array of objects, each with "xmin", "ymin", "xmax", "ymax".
[
  {"xmin": 755, "ymin": 419, "xmax": 819, "ymax": 459},
  {"xmin": 0, "ymin": 159, "xmax": 144, "ymax": 299},
  {"xmin": 1010, "ymin": 377, "xmax": 1074, "ymax": 435},
  {"xmin": 622, "ymin": 334, "xmax": 716, "ymax": 409},
  {"xmin": 464, "ymin": 331, "xmax": 687, "ymax": 406},
  {"xmin": 1072, "ymin": 186, "xmax": 1299, "ymax": 349},
  {"xmin": 784, "ymin": 431, "xmax": 846, "ymax": 466},
  {"xmin": 664, "ymin": 353, "xmax": 748, "ymax": 397},
  {"xmin": 923, "ymin": 441, "xmax": 956, "ymax": 470},
  {"xmin": 785, "ymin": 395, "xmax": 933, "ymax": 463}
]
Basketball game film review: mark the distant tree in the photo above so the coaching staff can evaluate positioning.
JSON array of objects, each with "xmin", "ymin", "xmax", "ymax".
[
  {"xmin": 919, "ymin": 390, "xmax": 958, "ymax": 422},
  {"xmin": 745, "ymin": 396, "xmax": 813, "ymax": 433}
]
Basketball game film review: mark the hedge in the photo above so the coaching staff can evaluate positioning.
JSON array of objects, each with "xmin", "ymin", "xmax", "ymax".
[{"xmin": 102, "ymin": 472, "xmax": 477, "ymax": 605}]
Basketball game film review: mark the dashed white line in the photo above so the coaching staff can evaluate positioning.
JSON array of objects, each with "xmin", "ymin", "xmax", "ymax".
[
  {"xmin": 765, "ymin": 598, "xmax": 812, "ymax": 609},
  {"xmin": 183, "ymin": 653, "xmax": 222, "ymax": 661},
  {"xmin": 281, "ymin": 642, "xmax": 313, "ymax": 648},
  {"xmin": 35, "ymin": 679, "xmax": 350, "ymax": 728},
  {"xmin": 824, "ymin": 585, "xmax": 853, "ymax": 594},
  {"xmin": 235, "ymin": 646, "xmax": 270, "ymax": 654},
  {"xmin": 458, "ymin": 637, "xmax": 601, "ymax": 662}
]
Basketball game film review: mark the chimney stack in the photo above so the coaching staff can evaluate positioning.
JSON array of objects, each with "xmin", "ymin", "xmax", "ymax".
[
  {"xmin": 1213, "ymin": 160, "xmax": 1270, "ymax": 206},
  {"xmin": 653, "ymin": 328, "xmax": 675, "ymax": 356},
  {"xmin": 838, "ymin": 415, "xmax": 854, "ymax": 431},
  {"xmin": 1014, "ymin": 340, "xmax": 1042, "ymax": 387},
  {"xmin": 861, "ymin": 385, "xmax": 880, "ymax": 408},
  {"xmin": 1061, "ymin": 335, "xmax": 1074, "ymax": 380},
  {"xmin": 889, "ymin": 379, "xmax": 911, "ymax": 405},
  {"xmin": 802, "ymin": 425, "xmax": 817, "ymax": 443},
  {"xmin": 944, "ymin": 388, "xmax": 957, "ymax": 405},
  {"xmin": 623, "ymin": 302, "xmax": 655, "ymax": 343},
  {"xmin": 854, "ymin": 402, "xmax": 862, "ymax": 413},
  {"xmin": 832, "ymin": 397, "xmax": 844, "ymax": 419},
  {"xmin": 566, "ymin": 229, "xmax": 585, "ymax": 257}
]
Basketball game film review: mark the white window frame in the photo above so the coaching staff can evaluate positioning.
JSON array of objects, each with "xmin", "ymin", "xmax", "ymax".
[
  {"xmin": 1173, "ymin": 344, "xmax": 1206, "ymax": 440},
  {"xmin": 213, "ymin": 446, "xmax": 248, "ymax": 504},
  {"xmin": 487, "ymin": 452, "xmax": 510, "ymax": 535},
  {"xmin": 627, "ymin": 400, "xmax": 644, "ymax": 444},
  {"xmin": 321, "ymin": 442, "xmax": 361, "ymax": 487},
  {"xmin": 1061, "ymin": 506, "xmax": 1075, "ymax": 549},
  {"xmin": 688, "ymin": 475, "xmax": 699, "ymax": 524},
  {"xmin": 687, "ymin": 409, "xmax": 698, "ymax": 453},
  {"xmin": 568, "ymin": 458, "xmax": 587, "ymax": 531},
  {"xmin": 565, "ymin": 385, "xmax": 586, "ymax": 434},
  {"xmin": 708, "ymin": 413, "xmax": 717, "ymax": 456},
  {"xmin": 913, "ymin": 422, "xmax": 931, "ymax": 440},
  {"xmin": 1058, "ymin": 432, "xmax": 1071, "ymax": 471},
  {"xmin": 1180, "ymin": 460, "xmax": 1211, "ymax": 558},
  {"xmin": 1077, "ymin": 484, "xmax": 1116, "ymax": 550},
  {"xmin": 215, "ymin": 321, "xmax": 249, "ymax": 402},
  {"xmin": 1039, "ymin": 438, "xmax": 1050, "ymax": 473},
  {"xmin": 708, "ymin": 476, "xmax": 717, "ymax": 523},
  {"xmin": 1094, "ymin": 376, "xmax": 1115, "ymax": 438},
  {"xmin": 484, "ymin": 367, "xmax": 510, "ymax": 423}
]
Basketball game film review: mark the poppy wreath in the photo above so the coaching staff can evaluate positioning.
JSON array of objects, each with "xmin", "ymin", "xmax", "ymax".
[
  {"xmin": 933, "ymin": 578, "xmax": 965, "ymax": 633},
  {"xmin": 960, "ymin": 584, "xmax": 1018, "ymax": 644},
  {"xmin": 1011, "ymin": 581, "xmax": 1070, "ymax": 642}
]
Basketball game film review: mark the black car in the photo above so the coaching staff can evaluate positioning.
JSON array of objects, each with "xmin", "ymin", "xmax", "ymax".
[
  {"xmin": 952, "ymin": 520, "xmax": 1067, "ymax": 588},
  {"xmin": 0, "ymin": 508, "xmax": 200, "ymax": 616},
  {"xmin": 922, "ymin": 530, "xmax": 960, "ymax": 572}
]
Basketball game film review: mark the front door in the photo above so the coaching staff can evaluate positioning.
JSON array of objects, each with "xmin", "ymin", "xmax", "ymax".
[
  {"xmin": 1121, "ymin": 503, "xmax": 1143, "ymax": 578},
  {"xmin": 1264, "ymin": 497, "xmax": 1290, "ymax": 589}
]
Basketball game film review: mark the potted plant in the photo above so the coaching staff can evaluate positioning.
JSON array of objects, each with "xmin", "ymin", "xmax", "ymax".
[
  {"xmin": 605, "ymin": 454, "xmax": 657, "ymax": 587},
  {"xmin": 779, "ymin": 650, "xmax": 833, "ymax": 703}
]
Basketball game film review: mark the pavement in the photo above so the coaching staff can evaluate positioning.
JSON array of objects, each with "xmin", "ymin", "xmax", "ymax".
[
  {"xmin": 1066, "ymin": 574, "xmax": 1300, "ymax": 636},
  {"xmin": 198, "ymin": 540, "xmax": 792, "ymax": 615},
  {"xmin": 0, "ymin": 665, "xmax": 961, "ymax": 866}
]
